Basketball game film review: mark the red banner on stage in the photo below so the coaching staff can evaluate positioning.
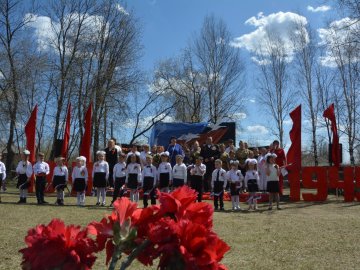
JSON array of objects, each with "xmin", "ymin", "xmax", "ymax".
[
  {"xmin": 61, "ymin": 104, "xmax": 71, "ymax": 159},
  {"xmin": 287, "ymin": 105, "xmax": 301, "ymax": 171},
  {"xmin": 80, "ymin": 103, "xmax": 93, "ymax": 163},
  {"xmin": 323, "ymin": 104, "xmax": 339, "ymax": 167},
  {"xmin": 25, "ymin": 105, "xmax": 38, "ymax": 192}
]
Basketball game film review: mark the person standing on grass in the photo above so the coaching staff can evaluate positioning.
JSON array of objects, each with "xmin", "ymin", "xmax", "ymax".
[
  {"xmin": 33, "ymin": 152, "xmax": 50, "ymax": 205},
  {"xmin": 271, "ymin": 140, "xmax": 286, "ymax": 196},
  {"xmin": 110, "ymin": 153, "xmax": 127, "ymax": 207},
  {"xmin": 0, "ymin": 153, "xmax": 5, "ymax": 202},
  {"xmin": 226, "ymin": 160, "xmax": 243, "ymax": 210},
  {"xmin": 142, "ymin": 155, "xmax": 157, "ymax": 208},
  {"xmin": 189, "ymin": 156, "xmax": 206, "ymax": 202},
  {"xmin": 157, "ymin": 152, "xmax": 172, "ymax": 193},
  {"xmin": 126, "ymin": 154, "xmax": 142, "ymax": 203},
  {"xmin": 105, "ymin": 139, "xmax": 121, "ymax": 188},
  {"xmin": 16, "ymin": 150, "xmax": 33, "ymax": 204},
  {"xmin": 172, "ymin": 155, "xmax": 187, "ymax": 188},
  {"xmin": 266, "ymin": 153, "xmax": 281, "ymax": 210},
  {"xmin": 92, "ymin": 151, "xmax": 109, "ymax": 206},
  {"xmin": 211, "ymin": 159, "xmax": 227, "ymax": 211},
  {"xmin": 244, "ymin": 159, "xmax": 260, "ymax": 211},
  {"xmin": 72, "ymin": 156, "xmax": 88, "ymax": 207},
  {"xmin": 51, "ymin": 157, "xmax": 68, "ymax": 206}
]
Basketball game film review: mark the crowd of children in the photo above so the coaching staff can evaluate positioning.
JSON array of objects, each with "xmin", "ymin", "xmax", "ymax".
[{"xmin": 0, "ymin": 142, "xmax": 284, "ymax": 211}]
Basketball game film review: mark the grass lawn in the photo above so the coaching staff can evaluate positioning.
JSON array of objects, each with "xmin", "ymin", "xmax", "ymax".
[{"xmin": 0, "ymin": 186, "xmax": 360, "ymax": 270}]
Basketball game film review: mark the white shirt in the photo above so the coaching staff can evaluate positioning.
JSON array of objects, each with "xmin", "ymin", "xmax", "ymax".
[
  {"xmin": 16, "ymin": 161, "xmax": 33, "ymax": 178},
  {"xmin": 0, "ymin": 161, "xmax": 6, "ymax": 180},
  {"xmin": 189, "ymin": 163, "xmax": 206, "ymax": 176},
  {"xmin": 72, "ymin": 166, "xmax": 88, "ymax": 182},
  {"xmin": 257, "ymin": 155, "xmax": 267, "ymax": 176},
  {"xmin": 126, "ymin": 163, "xmax": 142, "ymax": 183},
  {"xmin": 158, "ymin": 162, "xmax": 172, "ymax": 179},
  {"xmin": 92, "ymin": 160, "xmax": 109, "ymax": 180},
  {"xmin": 225, "ymin": 146, "xmax": 237, "ymax": 153},
  {"xmin": 267, "ymin": 165, "xmax": 279, "ymax": 182},
  {"xmin": 244, "ymin": 170, "xmax": 260, "ymax": 188},
  {"xmin": 113, "ymin": 162, "xmax": 126, "ymax": 179},
  {"xmin": 226, "ymin": 169, "xmax": 244, "ymax": 185},
  {"xmin": 142, "ymin": 164, "xmax": 157, "ymax": 185},
  {"xmin": 140, "ymin": 151, "xmax": 151, "ymax": 166},
  {"xmin": 172, "ymin": 163, "xmax": 187, "ymax": 183},
  {"xmin": 127, "ymin": 151, "xmax": 140, "ymax": 158},
  {"xmin": 33, "ymin": 161, "xmax": 50, "ymax": 175},
  {"xmin": 53, "ymin": 166, "xmax": 69, "ymax": 182},
  {"xmin": 211, "ymin": 168, "xmax": 227, "ymax": 188}
]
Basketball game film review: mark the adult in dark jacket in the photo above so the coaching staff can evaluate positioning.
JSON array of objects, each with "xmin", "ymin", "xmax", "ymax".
[
  {"xmin": 167, "ymin": 137, "xmax": 184, "ymax": 167},
  {"xmin": 104, "ymin": 139, "xmax": 121, "ymax": 187},
  {"xmin": 200, "ymin": 137, "xmax": 220, "ymax": 192}
]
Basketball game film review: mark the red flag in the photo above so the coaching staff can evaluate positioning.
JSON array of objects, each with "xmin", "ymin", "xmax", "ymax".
[
  {"xmin": 286, "ymin": 105, "xmax": 301, "ymax": 171},
  {"xmin": 25, "ymin": 105, "xmax": 38, "ymax": 163},
  {"xmin": 61, "ymin": 104, "xmax": 71, "ymax": 159},
  {"xmin": 323, "ymin": 103, "xmax": 339, "ymax": 167},
  {"xmin": 80, "ymin": 102, "xmax": 92, "ymax": 163}
]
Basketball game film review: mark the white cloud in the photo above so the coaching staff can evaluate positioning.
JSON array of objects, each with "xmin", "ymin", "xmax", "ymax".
[
  {"xmin": 318, "ymin": 17, "xmax": 360, "ymax": 67},
  {"xmin": 124, "ymin": 114, "xmax": 174, "ymax": 129},
  {"xmin": 231, "ymin": 12, "xmax": 308, "ymax": 63},
  {"xmin": 233, "ymin": 112, "xmax": 247, "ymax": 120},
  {"xmin": 307, "ymin": 5, "xmax": 331, "ymax": 13},
  {"xmin": 115, "ymin": 4, "xmax": 129, "ymax": 15},
  {"xmin": 246, "ymin": 125, "xmax": 269, "ymax": 135}
]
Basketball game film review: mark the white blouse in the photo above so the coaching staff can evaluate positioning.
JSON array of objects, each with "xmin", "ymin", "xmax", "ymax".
[
  {"xmin": 72, "ymin": 166, "xmax": 88, "ymax": 182},
  {"xmin": 53, "ymin": 166, "xmax": 69, "ymax": 181},
  {"xmin": 126, "ymin": 163, "xmax": 142, "ymax": 183},
  {"xmin": 244, "ymin": 170, "xmax": 260, "ymax": 188},
  {"xmin": 226, "ymin": 169, "xmax": 244, "ymax": 183},
  {"xmin": 158, "ymin": 162, "xmax": 172, "ymax": 179},
  {"xmin": 189, "ymin": 164, "xmax": 206, "ymax": 176},
  {"xmin": 172, "ymin": 163, "xmax": 187, "ymax": 183},
  {"xmin": 211, "ymin": 168, "xmax": 227, "ymax": 188},
  {"xmin": 92, "ymin": 160, "xmax": 109, "ymax": 179},
  {"xmin": 113, "ymin": 162, "xmax": 127, "ymax": 179},
  {"xmin": 33, "ymin": 161, "xmax": 50, "ymax": 175},
  {"xmin": 16, "ymin": 161, "xmax": 33, "ymax": 178},
  {"xmin": 142, "ymin": 164, "xmax": 157, "ymax": 183}
]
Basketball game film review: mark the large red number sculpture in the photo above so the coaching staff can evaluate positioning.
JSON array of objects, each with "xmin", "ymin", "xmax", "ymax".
[
  {"xmin": 288, "ymin": 170, "xmax": 301, "ymax": 202},
  {"xmin": 302, "ymin": 167, "xmax": 328, "ymax": 201}
]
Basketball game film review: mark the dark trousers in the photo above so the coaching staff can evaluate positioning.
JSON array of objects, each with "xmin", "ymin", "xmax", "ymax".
[
  {"xmin": 204, "ymin": 162, "xmax": 214, "ymax": 192},
  {"xmin": 108, "ymin": 169, "xmax": 114, "ymax": 188},
  {"xmin": 35, "ymin": 176, "xmax": 46, "ymax": 203},
  {"xmin": 213, "ymin": 181, "xmax": 224, "ymax": 209},
  {"xmin": 143, "ymin": 177, "xmax": 156, "ymax": 207},
  {"xmin": 112, "ymin": 177, "xmax": 126, "ymax": 203},
  {"xmin": 191, "ymin": 175, "xmax": 203, "ymax": 202},
  {"xmin": 214, "ymin": 194, "xmax": 224, "ymax": 209}
]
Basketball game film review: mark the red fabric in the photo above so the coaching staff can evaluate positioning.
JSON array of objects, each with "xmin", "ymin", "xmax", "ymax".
[
  {"xmin": 178, "ymin": 127, "xmax": 228, "ymax": 146},
  {"xmin": 80, "ymin": 103, "xmax": 93, "ymax": 163},
  {"xmin": 25, "ymin": 105, "xmax": 37, "ymax": 193},
  {"xmin": 61, "ymin": 104, "xmax": 71, "ymax": 159},
  {"xmin": 323, "ymin": 104, "xmax": 339, "ymax": 167},
  {"xmin": 286, "ymin": 105, "xmax": 301, "ymax": 171},
  {"xmin": 25, "ymin": 105, "xmax": 38, "ymax": 164}
]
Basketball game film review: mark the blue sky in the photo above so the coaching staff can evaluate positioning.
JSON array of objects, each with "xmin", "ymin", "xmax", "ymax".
[{"xmin": 122, "ymin": 0, "xmax": 340, "ymax": 150}]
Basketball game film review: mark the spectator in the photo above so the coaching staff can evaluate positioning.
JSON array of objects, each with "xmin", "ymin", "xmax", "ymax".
[
  {"xmin": 167, "ymin": 137, "xmax": 184, "ymax": 167},
  {"xmin": 200, "ymin": 137, "xmax": 220, "ymax": 192}
]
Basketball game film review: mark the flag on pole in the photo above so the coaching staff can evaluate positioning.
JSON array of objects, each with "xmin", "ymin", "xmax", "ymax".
[
  {"xmin": 25, "ymin": 105, "xmax": 38, "ymax": 163},
  {"xmin": 80, "ymin": 103, "xmax": 93, "ymax": 163},
  {"xmin": 286, "ymin": 105, "xmax": 301, "ymax": 171},
  {"xmin": 61, "ymin": 104, "xmax": 71, "ymax": 159},
  {"xmin": 323, "ymin": 103, "xmax": 339, "ymax": 167}
]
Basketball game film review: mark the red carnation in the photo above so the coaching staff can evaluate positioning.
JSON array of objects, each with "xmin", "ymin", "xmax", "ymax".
[{"xmin": 19, "ymin": 219, "xmax": 97, "ymax": 270}]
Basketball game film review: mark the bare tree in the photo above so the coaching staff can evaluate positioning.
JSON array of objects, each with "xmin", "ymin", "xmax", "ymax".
[
  {"xmin": 193, "ymin": 15, "xmax": 245, "ymax": 124},
  {"xmin": 254, "ymin": 33, "xmax": 294, "ymax": 147},
  {"xmin": 292, "ymin": 20, "xmax": 320, "ymax": 165}
]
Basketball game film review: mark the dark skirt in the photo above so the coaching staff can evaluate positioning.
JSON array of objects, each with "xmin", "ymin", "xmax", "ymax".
[
  {"xmin": 143, "ymin": 176, "xmax": 155, "ymax": 193},
  {"xmin": 173, "ymin": 178, "xmax": 184, "ymax": 188},
  {"xmin": 213, "ymin": 181, "xmax": 225, "ymax": 193},
  {"xmin": 159, "ymin": 173, "xmax": 170, "ymax": 188},
  {"xmin": 128, "ymin": 173, "xmax": 138, "ymax": 189},
  {"xmin": 17, "ymin": 174, "xmax": 29, "ymax": 189},
  {"xmin": 93, "ymin": 172, "xmax": 107, "ymax": 188},
  {"xmin": 230, "ymin": 182, "xmax": 240, "ymax": 196},
  {"xmin": 247, "ymin": 179, "xmax": 259, "ymax": 193},
  {"xmin": 53, "ymin": 175, "xmax": 66, "ymax": 190},
  {"xmin": 267, "ymin": 181, "xmax": 279, "ymax": 193},
  {"xmin": 73, "ymin": 178, "xmax": 86, "ymax": 192}
]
